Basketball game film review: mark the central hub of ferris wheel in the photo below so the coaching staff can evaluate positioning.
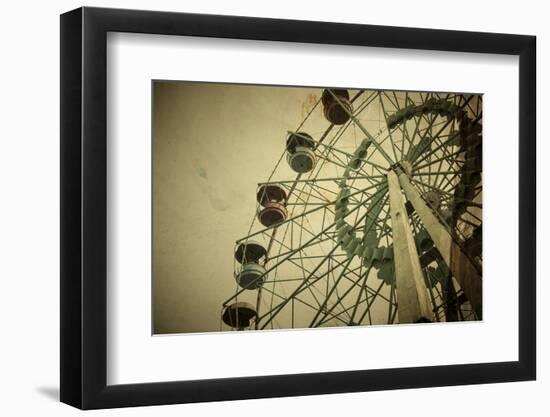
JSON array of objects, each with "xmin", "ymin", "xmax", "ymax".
[{"xmin": 398, "ymin": 160, "xmax": 414, "ymax": 177}]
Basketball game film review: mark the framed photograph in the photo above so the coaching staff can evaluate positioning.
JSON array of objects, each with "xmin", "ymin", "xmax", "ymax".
[{"xmin": 60, "ymin": 6, "xmax": 536, "ymax": 409}]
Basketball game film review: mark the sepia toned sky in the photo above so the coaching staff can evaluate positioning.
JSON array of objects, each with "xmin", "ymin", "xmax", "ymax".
[{"xmin": 153, "ymin": 82, "xmax": 332, "ymax": 333}]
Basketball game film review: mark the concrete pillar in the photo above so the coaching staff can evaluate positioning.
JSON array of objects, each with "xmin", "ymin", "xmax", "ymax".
[
  {"xmin": 397, "ymin": 171, "xmax": 482, "ymax": 319},
  {"xmin": 387, "ymin": 170, "xmax": 434, "ymax": 323}
]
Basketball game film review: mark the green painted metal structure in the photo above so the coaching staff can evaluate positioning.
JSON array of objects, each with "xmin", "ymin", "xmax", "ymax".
[{"xmin": 222, "ymin": 89, "xmax": 482, "ymax": 330}]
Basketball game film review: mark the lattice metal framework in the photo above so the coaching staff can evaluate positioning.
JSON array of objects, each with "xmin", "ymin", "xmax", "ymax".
[{"xmin": 222, "ymin": 89, "xmax": 482, "ymax": 331}]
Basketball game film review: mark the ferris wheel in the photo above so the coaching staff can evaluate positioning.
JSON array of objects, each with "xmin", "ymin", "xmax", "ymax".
[{"xmin": 221, "ymin": 87, "xmax": 482, "ymax": 331}]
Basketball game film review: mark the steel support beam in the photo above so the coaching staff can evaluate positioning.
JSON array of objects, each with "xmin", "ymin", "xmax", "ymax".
[
  {"xmin": 387, "ymin": 170, "xmax": 434, "ymax": 323},
  {"xmin": 397, "ymin": 171, "xmax": 482, "ymax": 319}
]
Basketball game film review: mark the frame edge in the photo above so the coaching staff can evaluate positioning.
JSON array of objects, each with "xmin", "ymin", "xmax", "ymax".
[
  {"xmin": 61, "ymin": 6, "xmax": 537, "ymax": 409},
  {"xmin": 60, "ymin": 7, "xmax": 84, "ymax": 409}
]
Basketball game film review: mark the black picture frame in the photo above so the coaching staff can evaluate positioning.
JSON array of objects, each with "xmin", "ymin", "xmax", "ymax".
[{"xmin": 60, "ymin": 6, "xmax": 536, "ymax": 410}]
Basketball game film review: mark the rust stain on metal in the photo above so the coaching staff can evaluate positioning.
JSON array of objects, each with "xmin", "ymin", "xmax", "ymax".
[{"xmin": 301, "ymin": 93, "xmax": 319, "ymax": 118}]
